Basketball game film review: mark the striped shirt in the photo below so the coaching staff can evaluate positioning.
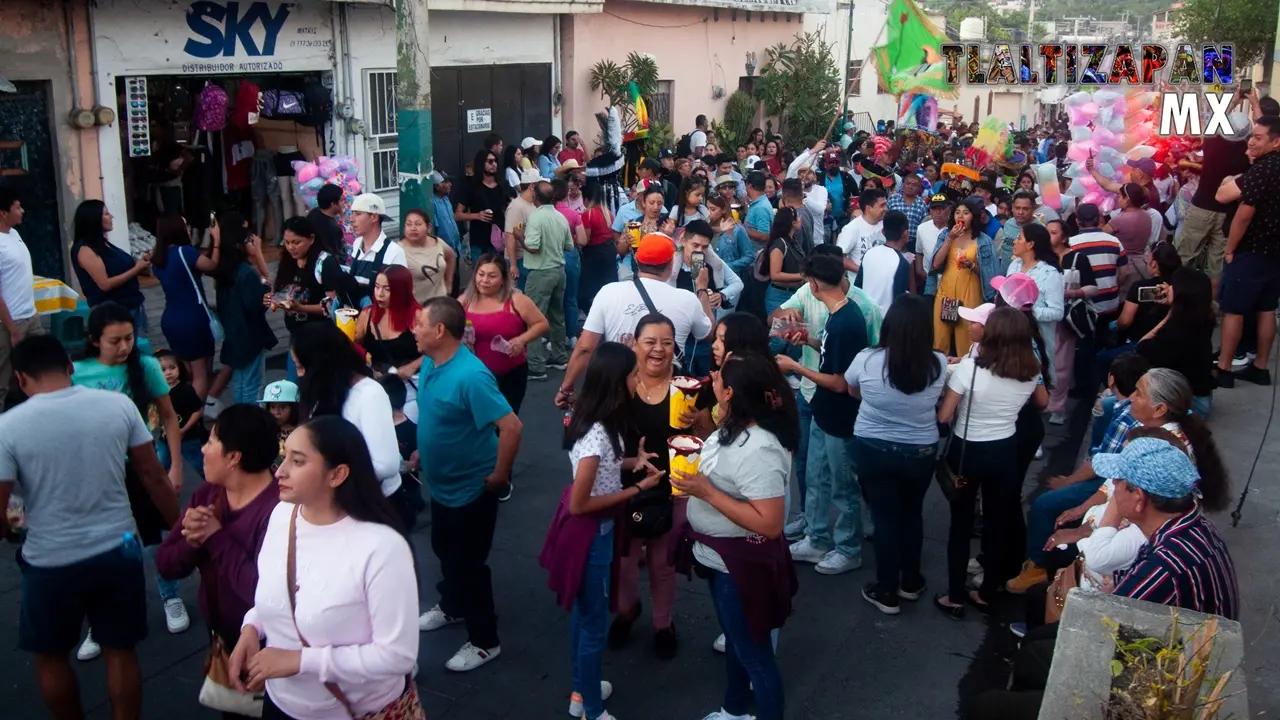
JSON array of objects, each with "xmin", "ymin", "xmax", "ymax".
[
  {"xmin": 1112, "ymin": 506, "xmax": 1239, "ymax": 620},
  {"xmin": 1068, "ymin": 231, "xmax": 1129, "ymax": 317},
  {"xmin": 887, "ymin": 193, "xmax": 929, "ymax": 248}
]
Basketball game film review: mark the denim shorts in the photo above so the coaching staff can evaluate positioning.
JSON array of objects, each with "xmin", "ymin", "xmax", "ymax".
[
  {"xmin": 18, "ymin": 544, "xmax": 148, "ymax": 654},
  {"xmin": 1219, "ymin": 252, "xmax": 1280, "ymax": 315}
]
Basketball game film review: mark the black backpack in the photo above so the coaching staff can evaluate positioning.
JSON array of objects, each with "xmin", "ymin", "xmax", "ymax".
[
  {"xmin": 676, "ymin": 132, "xmax": 693, "ymax": 158},
  {"xmin": 298, "ymin": 80, "xmax": 332, "ymax": 128}
]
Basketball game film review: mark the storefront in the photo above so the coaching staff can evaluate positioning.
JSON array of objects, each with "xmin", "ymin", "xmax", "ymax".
[{"xmin": 91, "ymin": 0, "xmax": 397, "ymax": 247}]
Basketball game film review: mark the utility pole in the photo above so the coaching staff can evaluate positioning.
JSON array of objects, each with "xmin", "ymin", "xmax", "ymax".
[
  {"xmin": 1027, "ymin": 0, "xmax": 1036, "ymax": 40},
  {"xmin": 396, "ymin": 0, "xmax": 433, "ymax": 224}
]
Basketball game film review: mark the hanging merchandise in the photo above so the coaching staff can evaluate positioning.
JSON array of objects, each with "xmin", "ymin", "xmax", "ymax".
[
  {"xmin": 195, "ymin": 81, "xmax": 229, "ymax": 132},
  {"xmin": 125, "ymin": 77, "xmax": 151, "ymax": 158},
  {"xmin": 294, "ymin": 156, "xmax": 363, "ymax": 248},
  {"xmin": 128, "ymin": 223, "xmax": 157, "ymax": 260},
  {"xmin": 1060, "ymin": 89, "xmax": 1159, "ymax": 212}
]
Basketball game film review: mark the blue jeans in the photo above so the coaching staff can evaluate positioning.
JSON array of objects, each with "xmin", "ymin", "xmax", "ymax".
[
  {"xmin": 229, "ymin": 352, "xmax": 265, "ymax": 405},
  {"xmin": 804, "ymin": 423, "xmax": 861, "ymax": 558},
  {"xmin": 1092, "ymin": 341, "xmax": 1138, "ymax": 393},
  {"xmin": 571, "ymin": 523, "xmax": 613, "ymax": 720},
  {"xmin": 146, "ymin": 537, "xmax": 180, "ymax": 602},
  {"xmin": 794, "ymin": 391, "xmax": 812, "ymax": 512},
  {"xmin": 129, "ymin": 304, "xmax": 149, "ymax": 335},
  {"xmin": 516, "ymin": 258, "xmax": 528, "ymax": 292},
  {"xmin": 564, "ymin": 248, "xmax": 581, "ymax": 339},
  {"xmin": 851, "ymin": 437, "xmax": 935, "ymax": 594},
  {"xmin": 286, "ymin": 351, "xmax": 298, "ymax": 383},
  {"xmin": 1090, "ymin": 391, "xmax": 1118, "ymax": 454},
  {"xmin": 710, "ymin": 571, "xmax": 784, "ymax": 720},
  {"xmin": 1026, "ymin": 478, "xmax": 1105, "ymax": 565},
  {"xmin": 1192, "ymin": 394, "xmax": 1212, "ymax": 418},
  {"xmin": 764, "ymin": 285, "xmax": 795, "ymax": 355},
  {"xmin": 156, "ymin": 437, "xmax": 207, "ymax": 481}
]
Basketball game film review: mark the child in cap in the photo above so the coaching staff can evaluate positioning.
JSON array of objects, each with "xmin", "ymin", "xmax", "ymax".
[{"xmin": 260, "ymin": 380, "xmax": 299, "ymax": 473}]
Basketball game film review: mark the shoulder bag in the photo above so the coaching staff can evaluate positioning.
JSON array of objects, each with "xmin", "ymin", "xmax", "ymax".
[
  {"xmin": 934, "ymin": 359, "xmax": 978, "ymax": 503},
  {"xmin": 1064, "ymin": 252, "xmax": 1098, "ymax": 340},
  {"xmin": 1045, "ymin": 556, "xmax": 1082, "ymax": 624},
  {"xmin": 198, "ymin": 491, "xmax": 265, "ymax": 717},
  {"xmin": 631, "ymin": 275, "xmax": 685, "ymax": 368},
  {"xmin": 182, "ymin": 248, "xmax": 226, "ymax": 344},
  {"xmin": 286, "ymin": 506, "xmax": 425, "ymax": 720}
]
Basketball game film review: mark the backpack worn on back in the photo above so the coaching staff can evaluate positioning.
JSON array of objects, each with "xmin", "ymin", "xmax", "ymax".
[
  {"xmin": 195, "ymin": 82, "xmax": 228, "ymax": 131},
  {"xmin": 676, "ymin": 132, "xmax": 693, "ymax": 158}
]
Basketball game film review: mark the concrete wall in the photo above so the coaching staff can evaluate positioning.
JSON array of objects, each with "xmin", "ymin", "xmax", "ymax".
[
  {"xmin": 562, "ymin": 0, "xmax": 805, "ymax": 146},
  {"xmin": 0, "ymin": 0, "xmax": 101, "ymax": 277},
  {"xmin": 805, "ymin": 1, "xmax": 898, "ymax": 124}
]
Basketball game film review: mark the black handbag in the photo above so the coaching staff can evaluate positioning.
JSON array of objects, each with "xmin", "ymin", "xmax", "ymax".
[
  {"xmin": 626, "ymin": 485, "xmax": 674, "ymax": 539},
  {"xmin": 1064, "ymin": 253, "xmax": 1098, "ymax": 339},
  {"xmin": 935, "ymin": 359, "xmax": 978, "ymax": 503}
]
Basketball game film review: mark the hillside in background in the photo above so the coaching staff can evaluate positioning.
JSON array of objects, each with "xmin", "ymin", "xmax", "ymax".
[{"xmin": 923, "ymin": 0, "xmax": 1168, "ymax": 39}]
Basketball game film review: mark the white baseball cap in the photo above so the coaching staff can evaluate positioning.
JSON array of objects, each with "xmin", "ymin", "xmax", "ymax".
[
  {"xmin": 521, "ymin": 137, "xmax": 542, "ymax": 150},
  {"xmin": 350, "ymin": 193, "xmax": 388, "ymax": 218},
  {"xmin": 518, "ymin": 167, "xmax": 547, "ymax": 186}
]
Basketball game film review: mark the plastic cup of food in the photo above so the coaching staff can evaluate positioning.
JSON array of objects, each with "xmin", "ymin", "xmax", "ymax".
[
  {"xmin": 335, "ymin": 308, "xmax": 359, "ymax": 341},
  {"xmin": 668, "ymin": 435, "xmax": 705, "ymax": 495},
  {"xmin": 626, "ymin": 222, "xmax": 642, "ymax": 248},
  {"xmin": 669, "ymin": 376, "xmax": 704, "ymax": 429}
]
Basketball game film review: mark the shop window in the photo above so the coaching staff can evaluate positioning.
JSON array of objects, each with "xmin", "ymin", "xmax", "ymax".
[
  {"xmin": 651, "ymin": 80, "xmax": 673, "ymax": 126},
  {"xmin": 365, "ymin": 69, "xmax": 398, "ymax": 193},
  {"xmin": 847, "ymin": 60, "xmax": 863, "ymax": 98}
]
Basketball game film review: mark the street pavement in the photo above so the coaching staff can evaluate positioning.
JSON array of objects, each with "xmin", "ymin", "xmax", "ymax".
[{"xmin": 3, "ymin": 352, "xmax": 1278, "ymax": 719}]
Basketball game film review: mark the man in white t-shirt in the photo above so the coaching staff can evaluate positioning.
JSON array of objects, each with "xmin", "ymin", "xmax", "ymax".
[
  {"xmin": 856, "ymin": 210, "xmax": 914, "ymax": 315},
  {"xmin": 0, "ymin": 188, "xmax": 43, "ymax": 412},
  {"xmin": 690, "ymin": 115, "xmax": 709, "ymax": 159},
  {"xmin": 555, "ymin": 234, "xmax": 714, "ymax": 408},
  {"xmin": 916, "ymin": 192, "xmax": 952, "ymax": 295},
  {"xmin": 836, "ymin": 187, "xmax": 888, "ymax": 282}
]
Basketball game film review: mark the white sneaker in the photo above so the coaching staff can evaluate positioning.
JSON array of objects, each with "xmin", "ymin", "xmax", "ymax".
[
  {"xmin": 1232, "ymin": 352, "xmax": 1257, "ymax": 369},
  {"xmin": 788, "ymin": 537, "xmax": 826, "ymax": 564},
  {"xmin": 76, "ymin": 631, "xmax": 100, "ymax": 661},
  {"xmin": 418, "ymin": 604, "xmax": 462, "ymax": 632},
  {"xmin": 1048, "ymin": 412, "xmax": 1067, "ymax": 425},
  {"xmin": 204, "ymin": 397, "xmax": 224, "ymax": 421},
  {"xmin": 712, "ymin": 633, "xmax": 726, "ymax": 653},
  {"xmin": 164, "ymin": 598, "xmax": 190, "ymax": 634},
  {"xmin": 815, "ymin": 550, "xmax": 862, "ymax": 575},
  {"xmin": 700, "ymin": 710, "xmax": 755, "ymax": 720},
  {"xmin": 783, "ymin": 516, "xmax": 806, "ymax": 541},
  {"xmin": 568, "ymin": 681, "xmax": 614, "ymax": 717},
  {"xmin": 445, "ymin": 642, "xmax": 500, "ymax": 672}
]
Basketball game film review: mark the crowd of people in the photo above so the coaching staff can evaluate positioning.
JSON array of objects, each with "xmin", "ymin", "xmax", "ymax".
[{"xmin": 0, "ymin": 89, "xmax": 1272, "ymax": 719}]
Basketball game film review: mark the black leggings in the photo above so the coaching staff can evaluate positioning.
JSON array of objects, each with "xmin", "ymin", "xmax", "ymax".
[
  {"xmin": 495, "ymin": 362, "xmax": 529, "ymax": 416},
  {"xmin": 946, "ymin": 435, "xmax": 1022, "ymax": 603}
]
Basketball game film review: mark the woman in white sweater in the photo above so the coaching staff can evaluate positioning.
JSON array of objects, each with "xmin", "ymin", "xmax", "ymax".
[
  {"xmin": 229, "ymin": 417, "xmax": 419, "ymax": 719},
  {"xmin": 291, "ymin": 322, "xmax": 410, "ymax": 527}
]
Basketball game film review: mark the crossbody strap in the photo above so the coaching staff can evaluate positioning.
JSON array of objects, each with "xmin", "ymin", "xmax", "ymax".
[
  {"xmin": 632, "ymin": 275, "xmax": 659, "ymax": 316},
  {"xmin": 286, "ymin": 506, "xmax": 358, "ymax": 719},
  {"xmin": 180, "ymin": 249, "xmax": 210, "ymax": 311},
  {"xmin": 955, "ymin": 358, "xmax": 979, "ymax": 474}
]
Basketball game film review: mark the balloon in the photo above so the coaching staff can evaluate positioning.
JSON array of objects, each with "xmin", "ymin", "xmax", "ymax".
[
  {"xmin": 1067, "ymin": 108, "xmax": 1089, "ymax": 128},
  {"xmin": 1064, "ymin": 91, "xmax": 1093, "ymax": 107},
  {"xmin": 1098, "ymin": 106, "xmax": 1114, "ymax": 127},
  {"xmin": 318, "ymin": 159, "xmax": 340, "ymax": 179},
  {"xmin": 345, "ymin": 179, "xmax": 361, "ymax": 194},
  {"xmin": 1064, "ymin": 181, "xmax": 1088, "ymax": 197},
  {"xmin": 1093, "ymin": 128, "xmax": 1119, "ymax": 148},
  {"xmin": 1127, "ymin": 145, "xmax": 1157, "ymax": 160},
  {"xmin": 1079, "ymin": 102, "xmax": 1099, "ymax": 120},
  {"xmin": 302, "ymin": 177, "xmax": 325, "ymax": 191},
  {"xmin": 1099, "ymin": 162, "xmax": 1116, "ymax": 178},
  {"xmin": 1071, "ymin": 127, "xmax": 1092, "ymax": 142},
  {"xmin": 1064, "ymin": 162, "xmax": 1087, "ymax": 179},
  {"xmin": 296, "ymin": 163, "xmax": 319, "ymax": 184},
  {"xmin": 1034, "ymin": 163, "xmax": 1062, "ymax": 209},
  {"xmin": 1094, "ymin": 89, "xmax": 1121, "ymax": 108}
]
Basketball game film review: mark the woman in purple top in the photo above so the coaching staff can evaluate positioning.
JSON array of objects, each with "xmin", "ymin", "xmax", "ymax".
[{"xmin": 157, "ymin": 404, "xmax": 280, "ymax": 652}]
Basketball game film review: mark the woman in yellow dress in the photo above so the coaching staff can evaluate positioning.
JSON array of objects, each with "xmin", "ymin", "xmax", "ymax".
[{"xmin": 927, "ymin": 196, "xmax": 999, "ymax": 356}]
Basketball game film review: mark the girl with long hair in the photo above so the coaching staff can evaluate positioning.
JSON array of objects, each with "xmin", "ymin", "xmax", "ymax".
[
  {"xmin": 270, "ymin": 216, "xmax": 335, "ymax": 381},
  {"xmin": 579, "ymin": 183, "xmax": 618, "ymax": 314},
  {"xmin": 542, "ymin": 343, "xmax": 663, "ymax": 720},
  {"xmin": 1006, "ymin": 223, "xmax": 1065, "ymax": 384},
  {"xmin": 149, "ymin": 214, "xmax": 218, "ymax": 398},
  {"xmin": 765, "ymin": 207, "xmax": 805, "ymax": 318},
  {"xmin": 935, "ymin": 307, "xmax": 1047, "ymax": 618},
  {"xmin": 762, "ymin": 140, "xmax": 784, "ymax": 178},
  {"xmin": 73, "ymin": 301, "xmax": 187, "ymax": 658},
  {"xmin": 846, "ymin": 294, "xmax": 947, "ymax": 614},
  {"xmin": 927, "ymin": 196, "xmax": 999, "ymax": 356},
  {"xmin": 70, "ymin": 200, "xmax": 149, "ymax": 328},
  {"xmin": 672, "ymin": 352, "xmax": 799, "ymax": 720},
  {"xmin": 1102, "ymin": 183, "xmax": 1154, "ymax": 289},
  {"xmin": 707, "ymin": 195, "xmax": 753, "ymax": 280},
  {"xmin": 1048, "ymin": 219, "xmax": 1098, "ymax": 422},
  {"xmin": 1136, "ymin": 267, "xmax": 1216, "ymax": 416},
  {"xmin": 210, "ymin": 211, "xmax": 275, "ymax": 405},
  {"xmin": 356, "ymin": 266, "xmax": 423, "ymax": 378},
  {"xmin": 503, "ymin": 145, "xmax": 525, "ymax": 194},
  {"xmin": 290, "ymin": 322, "xmax": 409, "ymax": 525},
  {"xmin": 461, "ymin": 253, "xmax": 550, "ymax": 414},
  {"xmin": 539, "ymin": 135, "xmax": 563, "ymax": 178},
  {"xmin": 674, "ymin": 177, "xmax": 709, "ymax": 228},
  {"xmin": 457, "ymin": 148, "xmax": 509, "ymax": 264},
  {"xmin": 228, "ymin": 417, "xmax": 419, "ymax": 720},
  {"xmin": 399, "ymin": 208, "xmax": 455, "ymax": 304}
]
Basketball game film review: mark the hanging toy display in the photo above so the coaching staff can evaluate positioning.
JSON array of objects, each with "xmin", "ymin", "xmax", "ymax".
[
  {"xmin": 1060, "ymin": 89, "xmax": 1159, "ymax": 212},
  {"xmin": 294, "ymin": 155, "xmax": 363, "ymax": 248}
]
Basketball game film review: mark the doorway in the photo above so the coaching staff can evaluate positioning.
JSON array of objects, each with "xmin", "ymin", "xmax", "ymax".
[
  {"xmin": 0, "ymin": 81, "xmax": 63, "ymax": 278},
  {"xmin": 431, "ymin": 63, "xmax": 553, "ymax": 179}
]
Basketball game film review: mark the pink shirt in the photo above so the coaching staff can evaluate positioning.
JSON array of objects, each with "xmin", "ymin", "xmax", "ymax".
[
  {"xmin": 242, "ymin": 503, "xmax": 418, "ymax": 719},
  {"xmin": 555, "ymin": 202, "xmax": 583, "ymax": 232}
]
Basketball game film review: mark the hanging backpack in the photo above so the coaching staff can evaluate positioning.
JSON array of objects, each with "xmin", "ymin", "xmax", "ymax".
[
  {"xmin": 297, "ymin": 80, "xmax": 332, "ymax": 129},
  {"xmin": 195, "ymin": 82, "xmax": 229, "ymax": 132},
  {"xmin": 262, "ymin": 88, "xmax": 306, "ymax": 119}
]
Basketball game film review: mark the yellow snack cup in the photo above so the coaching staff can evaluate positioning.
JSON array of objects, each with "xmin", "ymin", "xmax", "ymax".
[
  {"xmin": 335, "ymin": 307, "xmax": 359, "ymax": 342},
  {"xmin": 627, "ymin": 222, "xmax": 642, "ymax": 249},
  {"xmin": 668, "ymin": 435, "xmax": 704, "ymax": 495},
  {"xmin": 669, "ymin": 376, "xmax": 703, "ymax": 429}
]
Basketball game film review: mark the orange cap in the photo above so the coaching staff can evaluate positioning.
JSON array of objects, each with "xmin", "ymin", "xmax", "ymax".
[{"xmin": 635, "ymin": 233, "xmax": 676, "ymax": 265}]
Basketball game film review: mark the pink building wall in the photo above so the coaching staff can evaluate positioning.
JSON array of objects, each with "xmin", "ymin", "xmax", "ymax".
[{"xmin": 562, "ymin": 0, "xmax": 805, "ymax": 149}]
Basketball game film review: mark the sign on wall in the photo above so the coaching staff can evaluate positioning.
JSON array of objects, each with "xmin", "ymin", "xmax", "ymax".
[
  {"xmin": 93, "ymin": 0, "xmax": 335, "ymax": 75},
  {"xmin": 466, "ymin": 108, "xmax": 493, "ymax": 134}
]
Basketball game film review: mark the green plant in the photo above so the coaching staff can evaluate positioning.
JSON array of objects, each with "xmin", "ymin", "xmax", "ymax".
[
  {"xmin": 1102, "ymin": 614, "xmax": 1233, "ymax": 719},
  {"xmin": 755, "ymin": 31, "xmax": 841, "ymax": 147},
  {"xmin": 587, "ymin": 53, "xmax": 661, "ymax": 139},
  {"xmin": 708, "ymin": 119, "xmax": 736, "ymax": 152},
  {"xmin": 1174, "ymin": 0, "xmax": 1280, "ymax": 68},
  {"xmin": 644, "ymin": 121, "xmax": 674, "ymax": 158},
  {"xmin": 723, "ymin": 91, "xmax": 758, "ymax": 150}
]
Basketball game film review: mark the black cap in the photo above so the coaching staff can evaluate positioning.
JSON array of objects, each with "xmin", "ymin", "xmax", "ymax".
[
  {"xmin": 1077, "ymin": 203, "xmax": 1102, "ymax": 226},
  {"xmin": 929, "ymin": 192, "xmax": 951, "ymax": 207},
  {"xmin": 659, "ymin": 148, "xmax": 675, "ymax": 159},
  {"xmin": 640, "ymin": 158, "xmax": 662, "ymax": 174}
]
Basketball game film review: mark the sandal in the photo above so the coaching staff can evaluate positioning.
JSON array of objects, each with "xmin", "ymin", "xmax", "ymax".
[
  {"xmin": 966, "ymin": 589, "xmax": 993, "ymax": 616},
  {"xmin": 933, "ymin": 594, "xmax": 965, "ymax": 621}
]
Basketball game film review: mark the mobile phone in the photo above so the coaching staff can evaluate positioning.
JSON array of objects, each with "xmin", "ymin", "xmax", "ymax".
[
  {"xmin": 1137, "ymin": 286, "xmax": 1161, "ymax": 302},
  {"xmin": 691, "ymin": 250, "xmax": 706, "ymax": 275}
]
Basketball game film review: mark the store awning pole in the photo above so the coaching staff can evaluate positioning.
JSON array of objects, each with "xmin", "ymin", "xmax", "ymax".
[{"xmin": 396, "ymin": 0, "xmax": 433, "ymax": 226}]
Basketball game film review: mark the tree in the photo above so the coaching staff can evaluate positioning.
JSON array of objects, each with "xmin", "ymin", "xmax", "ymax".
[
  {"xmin": 588, "ymin": 52, "xmax": 660, "ymax": 138},
  {"xmin": 755, "ymin": 31, "xmax": 841, "ymax": 146},
  {"xmin": 1173, "ymin": 0, "xmax": 1280, "ymax": 69}
]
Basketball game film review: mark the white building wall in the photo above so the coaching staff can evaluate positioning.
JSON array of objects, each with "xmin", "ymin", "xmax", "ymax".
[{"xmin": 805, "ymin": 0, "xmax": 897, "ymax": 124}]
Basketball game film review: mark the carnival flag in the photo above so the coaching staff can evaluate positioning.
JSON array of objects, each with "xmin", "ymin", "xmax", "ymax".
[{"xmin": 872, "ymin": 0, "xmax": 957, "ymax": 99}]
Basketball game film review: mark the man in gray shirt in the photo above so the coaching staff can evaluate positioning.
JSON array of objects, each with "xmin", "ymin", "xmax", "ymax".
[{"xmin": 0, "ymin": 335, "xmax": 176, "ymax": 720}]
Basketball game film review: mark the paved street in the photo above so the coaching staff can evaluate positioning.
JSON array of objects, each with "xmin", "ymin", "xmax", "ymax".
[{"xmin": 3, "ymin": 345, "xmax": 1278, "ymax": 718}]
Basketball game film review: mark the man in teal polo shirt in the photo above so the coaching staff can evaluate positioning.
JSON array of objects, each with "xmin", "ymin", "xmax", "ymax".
[
  {"xmin": 743, "ymin": 171, "xmax": 774, "ymax": 246},
  {"xmin": 414, "ymin": 296, "xmax": 524, "ymax": 673}
]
